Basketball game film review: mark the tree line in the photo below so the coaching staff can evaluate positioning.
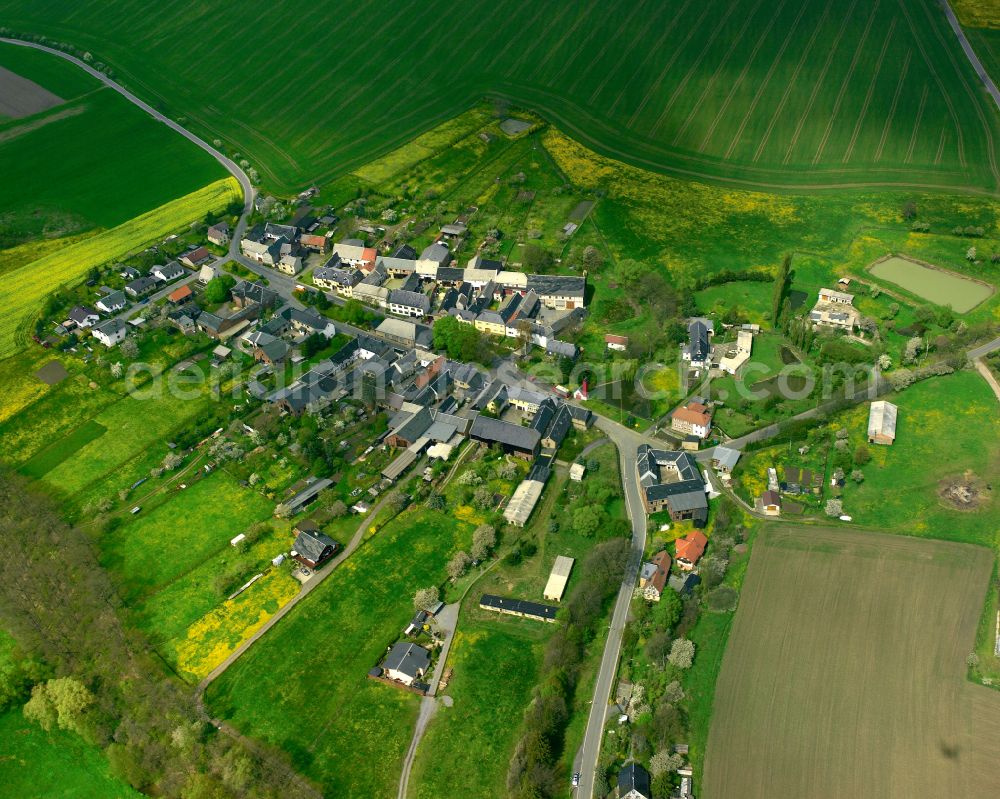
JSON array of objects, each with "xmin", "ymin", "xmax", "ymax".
[{"xmin": 0, "ymin": 469, "xmax": 318, "ymax": 799}]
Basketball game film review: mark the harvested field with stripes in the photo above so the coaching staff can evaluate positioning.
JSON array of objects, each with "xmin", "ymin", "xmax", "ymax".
[
  {"xmin": 2, "ymin": 0, "xmax": 997, "ymax": 193},
  {"xmin": 704, "ymin": 525, "xmax": 1000, "ymax": 799}
]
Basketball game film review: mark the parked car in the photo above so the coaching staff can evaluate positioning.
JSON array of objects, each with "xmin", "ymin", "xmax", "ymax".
[{"xmin": 572, "ymin": 773, "xmax": 580, "ymax": 787}]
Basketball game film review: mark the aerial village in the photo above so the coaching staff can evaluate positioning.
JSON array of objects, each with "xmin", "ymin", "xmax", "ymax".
[{"xmin": 27, "ymin": 180, "xmax": 911, "ymax": 799}]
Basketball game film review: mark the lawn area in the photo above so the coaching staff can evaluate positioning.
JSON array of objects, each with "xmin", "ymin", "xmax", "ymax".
[
  {"xmin": 1, "ymin": 0, "xmax": 996, "ymax": 194},
  {"xmin": 40, "ymin": 369, "xmax": 217, "ymax": 497},
  {"xmin": 411, "ymin": 446, "xmax": 627, "ymax": 796},
  {"xmin": 839, "ymin": 370, "xmax": 999, "ymax": 547},
  {"xmin": 409, "ymin": 621, "xmax": 549, "ymax": 799},
  {"xmin": 205, "ymin": 507, "xmax": 478, "ymax": 798},
  {"xmin": 695, "ymin": 281, "xmax": 772, "ymax": 326},
  {"xmin": 19, "ymin": 418, "xmax": 107, "ymax": 478},
  {"xmin": 0, "ymin": 711, "xmax": 142, "ymax": 799},
  {"xmin": 100, "ymin": 469, "xmax": 273, "ymax": 602},
  {"xmin": 703, "ymin": 524, "xmax": 1000, "ymax": 799}
]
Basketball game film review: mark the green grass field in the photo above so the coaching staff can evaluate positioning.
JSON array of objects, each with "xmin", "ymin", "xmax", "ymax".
[
  {"xmin": 19, "ymin": 418, "xmax": 107, "ymax": 478},
  {"xmin": 206, "ymin": 507, "xmax": 478, "ymax": 798},
  {"xmin": 0, "ymin": 42, "xmax": 226, "ymax": 234},
  {"xmin": 703, "ymin": 524, "xmax": 1000, "ymax": 799},
  {"xmin": 2, "ymin": 0, "xmax": 997, "ymax": 193},
  {"xmin": 0, "ymin": 711, "xmax": 142, "ymax": 799},
  {"xmin": 101, "ymin": 470, "xmax": 273, "ymax": 602}
]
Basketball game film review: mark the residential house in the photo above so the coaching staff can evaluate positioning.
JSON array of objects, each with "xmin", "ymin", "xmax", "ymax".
[
  {"xmin": 867, "ymin": 400, "xmax": 898, "ymax": 445},
  {"xmin": 419, "ymin": 242, "xmax": 452, "ymax": 267},
  {"xmin": 566, "ymin": 405, "xmax": 592, "ymax": 430},
  {"xmin": 385, "ymin": 406, "xmax": 434, "ymax": 448},
  {"xmin": 68, "ymin": 305, "xmax": 100, "ymax": 328},
  {"xmin": 506, "ymin": 385, "xmax": 548, "ymax": 416},
  {"xmin": 168, "ymin": 284, "xmax": 193, "ymax": 304},
  {"xmin": 760, "ymin": 489, "xmax": 782, "ymax": 516},
  {"xmin": 636, "ymin": 445, "xmax": 708, "ymax": 526},
  {"xmin": 819, "ymin": 287, "xmax": 855, "ymax": 305},
  {"xmin": 333, "ymin": 239, "xmax": 377, "ymax": 270},
  {"xmin": 388, "ymin": 289, "xmax": 431, "ymax": 318},
  {"xmin": 232, "ymin": 280, "xmax": 279, "ymax": 310},
  {"xmin": 207, "ymin": 221, "xmax": 230, "ymax": 246},
  {"xmin": 247, "ymin": 331, "xmax": 290, "ymax": 365},
  {"xmin": 291, "ymin": 522, "xmax": 338, "ymax": 569},
  {"xmin": 719, "ymin": 329, "xmax": 753, "ymax": 375},
  {"xmin": 125, "ymin": 276, "xmax": 158, "ymax": 298},
  {"xmin": 151, "ymin": 262, "xmax": 185, "ymax": 283},
  {"xmin": 617, "ymin": 763, "xmax": 652, "ymax": 799},
  {"xmin": 539, "ymin": 404, "xmax": 571, "ymax": 450},
  {"xmin": 671, "ymin": 401, "xmax": 712, "ymax": 440},
  {"xmin": 180, "ymin": 246, "xmax": 211, "ymax": 267},
  {"xmin": 810, "ymin": 288, "xmax": 859, "ymax": 330},
  {"xmin": 198, "ymin": 263, "xmax": 220, "ymax": 284},
  {"xmin": 299, "ymin": 232, "xmax": 330, "ymax": 253},
  {"xmin": 473, "ymin": 380, "xmax": 508, "ymax": 414},
  {"xmin": 276, "ymin": 252, "xmax": 304, "ymax": 275},
  {"xmin": 280, "ymin": 306, "xmax": 337, "ymax": 338},
  {"xmin": 313, "ymin": 262, "xmax": 363, "ymax": 297},
  {"xmin": 479, "ymin": 594, "xmax": 557, "ymax": 622},
  {"xmin": 96, "ymin": 291, "xmax": 127, "ymax": 314},
  {"xmin": 675, "ymin": 531, "xmax": 708, "ymax": 571},
  {"xmin": 524, "ymin": 274, "xmax": 586, "ymax": 310},
  {"xmin": 383, "ymin": 642, "xmax": 431, "ymax": 687},
  {"xmin": 682, "ymin": 319, "xmax": 713, "ymax": 368},
  {"xmin": 470, "ymin": 415, "xmax": 541, "ymax": 460},
  {"xmin": 640, "ymin": 549, "xmax": 672, "ymax": 602},
  {"xmin": 375, "ymin": 317, "xmax": 433, "ymax": 349},
  {"xmin": 92, "ymin": 318, "xmax": 128, "ymax": 347},
  {"xmin": 605, "ymin": 334, "xmax": 629, "ymax": 352}
]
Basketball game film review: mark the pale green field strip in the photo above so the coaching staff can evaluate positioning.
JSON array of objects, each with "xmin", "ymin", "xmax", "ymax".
[{"xmin": 704, "ymin": 524, "xmax": 1000, "ymax": 799}]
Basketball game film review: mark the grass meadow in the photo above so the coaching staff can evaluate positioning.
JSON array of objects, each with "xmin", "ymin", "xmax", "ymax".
[
  {"xmin": 100, "ymin": 470, "xmax": 273, "ymax": 602},
  {"xmin": 0, "ymin": 0, "xmax": 996, "ymax": 193},
  {"xmin": 206, "ymin": 507, "xmax": 479, "ymax": 798},
  {"xmin": 0, "ymin": 177, "xmax": 241, "ymax": 358},
  {"xmin": 703, "ymin": 524, "xmax": 1000, "ymax": 799},
  {"xmin": 0, "ymin": 711, "xmax": 142, "ymax": 798}
]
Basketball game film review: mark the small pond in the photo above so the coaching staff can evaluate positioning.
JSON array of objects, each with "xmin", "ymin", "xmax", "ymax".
[{"xmin": 868, "ymin": 256, "xmax": 993, "ymax": 313}]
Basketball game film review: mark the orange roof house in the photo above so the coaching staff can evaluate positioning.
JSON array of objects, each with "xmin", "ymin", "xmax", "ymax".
[
  {"xmin": 168, "ymin": 284, "xmax": 193, "ymax": 304},
  {"xmin": 675, "ymin": 531, "xmax": 708, "ymax": 570}
]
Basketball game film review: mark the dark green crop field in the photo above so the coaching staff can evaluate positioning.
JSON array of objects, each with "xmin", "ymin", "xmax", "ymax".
[
  {"xmin": 0, "ymin": 41, "xmax": 225, "ymax": 239},
  {"xmin": 2, "ymin": 0, "xmax": 998, "ymax": 193}
]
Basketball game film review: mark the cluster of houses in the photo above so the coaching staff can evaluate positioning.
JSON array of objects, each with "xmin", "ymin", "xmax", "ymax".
[
  {"xmin": 59, "ymin": 249, "xmax": 218, "ymax": 350},
  {"xmin": 636, "ymin": 445, "xmax": 710, "ymax": 527},
  {"xmin": 638, "ymin": 530, "xmax": 706, "ymax": 602},
  {"xmin": 241, "ymin": 218, "xmax": 587, "ymax": 357}
]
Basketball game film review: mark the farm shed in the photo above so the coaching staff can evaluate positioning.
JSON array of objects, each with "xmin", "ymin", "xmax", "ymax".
[
  {"xmin": 542, "ymin": 556, "xmax": 575, "ymax": 602},
  {"xmin": 479, "ymin": 594, "xmax": 557, "ymax": 623},
  {"xmin": 867, "ymin": 400, "xmax": 898, "ymax": 445},
  {"xmin": 503, "ymin": 478, "xmax": 545, "ymax": 527}
]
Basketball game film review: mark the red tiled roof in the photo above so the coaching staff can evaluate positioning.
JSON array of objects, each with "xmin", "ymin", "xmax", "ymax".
[
  {"xmin": 605, "ymin": 334, "xmax": 629, "ymax": 345},
  {"xmin": 672, "ymin": 407, "xmax": 711, "ymax": 427},
  {"xmin": 168, "ymin": 284, "xmax": 193, "ymax": 302},
  {"xmin": 675, "ymin": 531, "xmax": 708, "ymax": 564}
]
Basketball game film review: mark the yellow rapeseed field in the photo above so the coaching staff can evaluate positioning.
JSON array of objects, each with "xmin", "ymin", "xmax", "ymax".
[
  {"xmin": 953, "ymin": 0, "xmax": 1000, "ymax": 28},
  {"xmin": 174, "ymin": 570, "xmax": 299, "ymax": 681},
  {"xmin": 0, "ymin": 177, "xmax": 241, "ymax": 358}
]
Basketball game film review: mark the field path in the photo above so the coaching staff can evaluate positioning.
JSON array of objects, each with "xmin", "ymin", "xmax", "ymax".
[
  {"xmin": 973, "ymin": 358, "xmax": 1000, "ymax": 402},
  {"xmin": 195, "ymin": 489, "xmax": 400, "ymax": 694}
]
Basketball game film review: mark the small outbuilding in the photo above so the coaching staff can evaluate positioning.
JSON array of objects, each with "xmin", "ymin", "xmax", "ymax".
[
  {"xmin": 867, "ymin": 400, "xmax": 898, "ymax": 445},
  {"xmin": 542, "ymin": 556, "xmax": 575, "ymax": 603}
]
